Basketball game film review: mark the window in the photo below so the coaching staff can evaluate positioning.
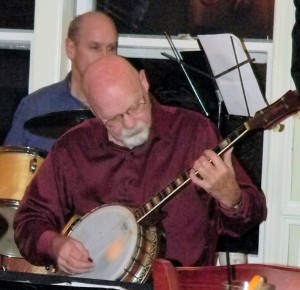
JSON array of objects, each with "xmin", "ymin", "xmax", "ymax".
[
  {"xmin": 0, "ymin": 49, "xmax": 30, "ymax": 144},
  {"xmin": 96, "ymin": 0, "xmax": 274, "ymax": 39},
  {"xmin": 0, "ymin": 1, "xmax": 35, "ymax": 29},
  {"xmin": 0, "ymin": 0, "xmax": 34, "ymax": 144}
]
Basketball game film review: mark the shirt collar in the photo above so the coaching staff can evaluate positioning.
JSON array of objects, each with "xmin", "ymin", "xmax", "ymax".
[
  {"xmin": 99, "ymin": 96, "xmax": 174, "ymax": 152},
  {"xmin": 150, "ymin": 96, "xmax": 174, "ymax": 142}
]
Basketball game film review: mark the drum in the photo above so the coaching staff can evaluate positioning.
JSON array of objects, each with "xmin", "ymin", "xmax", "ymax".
[
  {"xmin": 62, "ymin": 204, "xmax": 161, "ymax": 283},
  {"xmin": 0, "ymin": 146, "xmax": 46, "ymax": 258},
  {"xmin": 0, "ymin": 255, "xmax": 48, "ymax": 274}
]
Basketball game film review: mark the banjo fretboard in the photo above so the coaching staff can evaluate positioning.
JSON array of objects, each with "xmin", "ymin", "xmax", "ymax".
[{"xmin": 134, "ymin": 90, "xmax": 300, "ymax": 224}]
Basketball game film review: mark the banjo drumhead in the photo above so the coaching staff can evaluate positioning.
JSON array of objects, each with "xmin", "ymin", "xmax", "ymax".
[{"xmin": 67, "ymin": 205, "xmax": 139, "ymax": 280}]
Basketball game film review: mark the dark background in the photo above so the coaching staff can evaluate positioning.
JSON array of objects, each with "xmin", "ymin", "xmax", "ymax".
[
  {"xmin": 96, "ymin": 0, "xmax": 274, "ymax": 39},
  {"xmin": 0, "ymin": 49, "xmax": 30, "ymax": 145},
  {"xmin": 0, "ymin": 0, "xmax": 34, "ymax": 144},
  {"xmin": 0, "ymin": 0, "xmax": 34, "ymax": 29}
]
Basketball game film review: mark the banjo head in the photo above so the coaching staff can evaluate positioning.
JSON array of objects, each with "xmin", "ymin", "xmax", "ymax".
[{"xmin": 65, "ymin": 204, "xmax": 140, "ymax": 280}]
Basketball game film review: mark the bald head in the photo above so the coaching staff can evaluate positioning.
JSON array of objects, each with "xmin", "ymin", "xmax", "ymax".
[
  {"xmin": 65, "ymin": 11, "xmax": 119, "ymax": 105},
  {"xmin": 83, "ymin": 55, "xmax": 149, "ymax": 118},
  {"xmin": 83, "ymin": 55, "xmax": 152, "ymax": 148},
  {"xmin": 84, "ymin": 56, "xmax": 140, "ymax": 95}
]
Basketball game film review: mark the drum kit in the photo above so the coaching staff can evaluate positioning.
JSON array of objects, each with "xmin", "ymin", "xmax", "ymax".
[{"xmin": 0, "ymin": 109, "xmax": 94, "ymax": 274}]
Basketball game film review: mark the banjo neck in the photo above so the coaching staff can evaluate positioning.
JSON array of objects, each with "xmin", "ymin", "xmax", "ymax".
[
  {"xmin": 134, "ymin": 90, "xmax": 300, "ymax": 224},
  {"xmin": 134, "ymin": 124, "xmax": 248, "ymax": 223}
]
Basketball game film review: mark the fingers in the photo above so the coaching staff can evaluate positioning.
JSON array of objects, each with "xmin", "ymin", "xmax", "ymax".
[
  {"xmin": 61, "ymin": 239, "xmax": 95, "ymax": 274},
  {"xmin": 189, "ymin": 148, "xmax": 236, "ymax": 197},
  {"xmin": 191, "ymin": 149, "xmax": 223, "ymax": 181},
  {"xmin": 222, "ymin": 147, "xmax": 234, "ymax": 169},
  {"xmin": 192, "ymin": 148, "xmax": 234, "ymax": 176},
  {"xmin": 203, "ymin": 148, "xmax": 233, "ymax": 168},
  {"xmin": 59, "ymin": 254, "xmax": 95, "ymax": 274},
  {"xmin": 52, "ymin": 235, "xmax": 95, "ymax": 275}
]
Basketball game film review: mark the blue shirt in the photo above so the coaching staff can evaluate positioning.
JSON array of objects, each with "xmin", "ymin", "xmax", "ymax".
[{"xmin": 4, "ymin": 73, "xmax": 86, "ymax": 153}]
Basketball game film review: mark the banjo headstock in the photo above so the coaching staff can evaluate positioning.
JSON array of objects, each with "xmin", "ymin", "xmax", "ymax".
[{"xmin": 246, "ymin": 90, "xmax": 300, "ymax": 131}]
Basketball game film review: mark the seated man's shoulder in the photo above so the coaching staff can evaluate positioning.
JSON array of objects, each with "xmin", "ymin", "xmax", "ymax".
[{"xmin": 24, "ymin": 79, "xmax": 67, "ymax": 103}]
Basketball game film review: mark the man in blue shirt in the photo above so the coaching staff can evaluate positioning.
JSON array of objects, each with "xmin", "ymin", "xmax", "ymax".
[{"xmin": 5, "ymin": 11, "xmax": 118, "ymax": 152}]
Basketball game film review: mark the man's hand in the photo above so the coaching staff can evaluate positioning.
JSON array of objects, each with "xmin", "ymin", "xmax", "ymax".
[
  {"xmin": 51, "ymin": 235, "xmax": 95, "ymax": 274},
  {"xmin": 189, "ymin": 148, "xmax": 242, "ymax": 208}
]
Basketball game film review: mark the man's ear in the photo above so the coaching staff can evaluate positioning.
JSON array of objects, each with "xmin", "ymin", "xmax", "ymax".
[
  {"xmin": 65, "ymin": 38, "xmax": 75, "ymax": 60},
  {"xmin": 139, "ymin": 69, "xmax": 150, "ymax": 92}
]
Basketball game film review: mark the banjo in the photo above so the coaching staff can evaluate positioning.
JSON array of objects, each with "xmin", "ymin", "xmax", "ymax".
[{"xmin": 61, "ymin": 90, "xmax": 300, "ymax": 283}]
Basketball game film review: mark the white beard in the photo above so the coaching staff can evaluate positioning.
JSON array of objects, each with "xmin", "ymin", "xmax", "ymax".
[{"xmin": 121, "ymin": 120, "xmax": 150, "ymax": 149}]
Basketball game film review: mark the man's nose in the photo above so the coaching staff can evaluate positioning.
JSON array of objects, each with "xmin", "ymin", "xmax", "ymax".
[{"xmin": 122, "ymin": 113, "xmax": 136, "ymax": 129}]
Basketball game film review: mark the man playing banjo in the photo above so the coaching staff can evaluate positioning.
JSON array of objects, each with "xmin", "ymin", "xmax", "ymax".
[{"xmin": 14, "ymin": 55, "xmax": 267, "ymax": 281}]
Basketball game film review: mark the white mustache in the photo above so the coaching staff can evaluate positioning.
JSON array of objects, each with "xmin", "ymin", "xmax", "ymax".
[
  {"xmin": 121, "ymin": 121, "xmax": 150, "ymax": 149},
  {"xmin": 122, "ymin": 122, "xmax": 145, "ymax": 137}
]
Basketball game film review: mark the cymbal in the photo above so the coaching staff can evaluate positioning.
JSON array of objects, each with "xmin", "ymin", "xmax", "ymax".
[{"xmin": 24, "ymin": 109, "xmax": 95, "ymax": 138}]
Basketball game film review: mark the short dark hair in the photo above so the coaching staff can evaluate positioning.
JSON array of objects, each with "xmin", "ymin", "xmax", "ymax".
[{"xmin": 67, "ymin": 11, "xmax": 117, "ymax": 41}]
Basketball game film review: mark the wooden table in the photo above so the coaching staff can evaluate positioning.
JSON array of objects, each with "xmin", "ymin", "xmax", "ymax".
[{"xmin": 152, "ymin": 259, "xmax": 300, "ymax": 290}]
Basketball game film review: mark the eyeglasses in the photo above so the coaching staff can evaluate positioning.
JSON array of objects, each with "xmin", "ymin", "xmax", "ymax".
[{"xmin": 104, "ymin": 97, "xmax": 146, "ymax": 128}]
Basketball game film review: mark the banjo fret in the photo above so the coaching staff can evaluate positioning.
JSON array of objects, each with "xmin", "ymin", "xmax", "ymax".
[
  {"xmin": 134, "ymin": 120, "xmax": 252, "ymax": 225},
  {"xmin": 135, "ymin": 169, "xmax": 191, "ymax": 223}
]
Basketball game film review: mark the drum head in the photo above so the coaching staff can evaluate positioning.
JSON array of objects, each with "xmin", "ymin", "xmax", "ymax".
[
  {"xmin": 0, "ymin": 200, "xmax": 22, "ymax": 257},
  {"xmin": 68, "ymin": 205, "xmax": 139, "ymax": 280}
]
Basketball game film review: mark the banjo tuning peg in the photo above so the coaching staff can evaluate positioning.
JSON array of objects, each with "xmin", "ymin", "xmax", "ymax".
[{"xmin": 272, "ymin": 123, "xmax": 285, "ymax": 132}]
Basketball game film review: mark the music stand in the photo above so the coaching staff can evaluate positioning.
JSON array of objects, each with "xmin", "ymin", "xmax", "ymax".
[{"xmin": 197, "ymin": 33, "xmax": 268, "ymax": 117}]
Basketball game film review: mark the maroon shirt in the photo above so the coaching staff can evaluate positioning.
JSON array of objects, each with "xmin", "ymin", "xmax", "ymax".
[{"xmin": 14, "ymin": 99, "xmax": 267, "ymax": 267}]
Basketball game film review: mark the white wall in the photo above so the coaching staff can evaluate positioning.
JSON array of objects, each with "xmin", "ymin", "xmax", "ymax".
[
  {"xmin": 30, "ymin": 0, "xmax": 74, "ymax": 92},
  {"xmin": 262, "ymin": 0, "xmax": 300, "ymax": 266}
]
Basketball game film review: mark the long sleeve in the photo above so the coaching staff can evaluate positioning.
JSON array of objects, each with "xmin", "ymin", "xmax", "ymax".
[
  {"xmin": 13, "ymin": 153, "xmax": 68, "ymax": 265},
  {"xmin": 13, "ymin": 101, "xmax": 267, "ymax": 267}
]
